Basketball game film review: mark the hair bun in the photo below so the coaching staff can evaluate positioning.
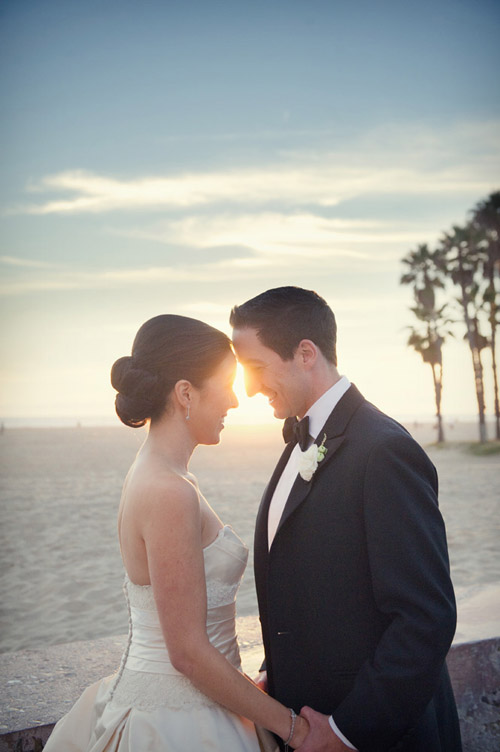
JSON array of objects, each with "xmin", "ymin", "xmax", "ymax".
[
  {"xmin": 111, "ymin": 356, "xmax": 160, "ymax": 397},
  {"xmin": 111, "ymin": 356, "xmax": 163, "ymax": 427}
]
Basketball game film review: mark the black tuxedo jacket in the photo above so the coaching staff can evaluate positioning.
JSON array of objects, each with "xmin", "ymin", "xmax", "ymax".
[{"xmin": 254, "ymin": 385, "xmax": 462, "ymax": 751}]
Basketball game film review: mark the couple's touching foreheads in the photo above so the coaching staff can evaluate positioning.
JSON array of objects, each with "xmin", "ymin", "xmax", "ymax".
[{"xmin": 45, "ymin": 287, "xmax": 462, "ymax": 752}]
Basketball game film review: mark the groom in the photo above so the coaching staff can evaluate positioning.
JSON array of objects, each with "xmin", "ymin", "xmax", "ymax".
[{"xmin": 230, "ymin": 287, "xmax": 461, "ymax": 752}]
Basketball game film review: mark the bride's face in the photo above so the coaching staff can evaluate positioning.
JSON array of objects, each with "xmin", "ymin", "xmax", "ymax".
[{"xmin": 190, "ymin": 352, "xmax": 239, "ymax": 445}]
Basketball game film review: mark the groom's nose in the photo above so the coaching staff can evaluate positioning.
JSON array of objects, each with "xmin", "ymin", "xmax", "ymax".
[{"xmin": 244, "ymin": 369, "xmax": 261, "ymax": 397}]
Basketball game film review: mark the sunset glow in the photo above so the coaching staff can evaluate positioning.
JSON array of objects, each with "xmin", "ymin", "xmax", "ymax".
[{"xmin": 1, "ymin": 1, "xmax": 498, "ymax": 426}]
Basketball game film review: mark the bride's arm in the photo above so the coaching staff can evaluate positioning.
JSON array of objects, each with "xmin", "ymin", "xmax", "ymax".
[{"xmin": 140, "ymin": 475, "xmax": 308, "ymax": 748}]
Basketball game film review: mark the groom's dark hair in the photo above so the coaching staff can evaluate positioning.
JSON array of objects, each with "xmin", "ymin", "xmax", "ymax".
[{"xmin": 230, "ymin": 286, "xmax": 337, "ymax": 365}]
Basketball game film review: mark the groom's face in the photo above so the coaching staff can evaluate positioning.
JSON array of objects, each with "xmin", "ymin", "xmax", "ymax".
[{"xmin": 232, "ymin": 327, "xmax": 308, "ymax": 419}]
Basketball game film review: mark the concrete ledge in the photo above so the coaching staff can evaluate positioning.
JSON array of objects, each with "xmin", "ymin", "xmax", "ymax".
[
  {"xmin": 0, "ymin": 635, "xmax": 126, "ymax": 752},
  {"xmin": 447, "ymin": 637, "xmax": 500, "ymax": 752},
  {"xmin": 1, "ymin": 635, "xmax": 499, "ymax": 752}
]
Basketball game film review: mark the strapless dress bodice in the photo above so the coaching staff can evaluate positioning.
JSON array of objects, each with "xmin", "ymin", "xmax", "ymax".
[{"xmin": 108, "ymin": 525, "xmax": 249, "ymax": 711}]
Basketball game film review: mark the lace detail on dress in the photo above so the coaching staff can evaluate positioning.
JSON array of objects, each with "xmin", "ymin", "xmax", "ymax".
[
  {"xmin": 126, "ymin": 580, "xmax": 155, "ymax": 610},
  {"xmin": 126, "ymin": 575, "xmax": 242, "ymax": 610},
  {"xmin": 108, "ymin": 668, "xmax": 220, "ymax": 711},
  {"xmin": 206, "ymin": 577, "xmax": 242, "ymax": 609}
]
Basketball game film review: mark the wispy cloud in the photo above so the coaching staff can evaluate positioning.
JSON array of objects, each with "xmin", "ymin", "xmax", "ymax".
[
  {"xmin": 2, "ymin": 120, "xmax": 498, "ymax": 297},
  {"xmin": 0, "ymin": 207, "xmax": 450, "ymax": 297},
  {"xmin": 159, "ymin": 213, "xmax": 435, "ymax": 255},
  {"xmin": 10, "ymin": 120, "xmax": 499, "ymax": 216},
  {"xmin": 0, "ymin": 265, "xmax": 204, "ymax": 295},
  {"xmin": 0, "ymin": 259, "xmax": 268, "ymax": 296},
  {"xmin": 111, "ymin": 212, "xmax": 439, "ymax": 263},
  {"xmin": 19, "ymin": 167, "xmax": 344, "ymax": 214},
  {"xmin": 13, "ymin": 165, "xmax": 486, "ymax": 216},
  {"xmin": 0, "ymin": 255, "xmax": 60, "ymax": 269},
  {"xmin": 0, "ymin": 241, "xmax": 395, "ymax": 296}
]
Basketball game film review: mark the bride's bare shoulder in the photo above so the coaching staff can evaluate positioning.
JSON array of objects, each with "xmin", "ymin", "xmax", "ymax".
[{"xmin": 123, "ymin": 457, "xmax": 200, "ymax": 518}]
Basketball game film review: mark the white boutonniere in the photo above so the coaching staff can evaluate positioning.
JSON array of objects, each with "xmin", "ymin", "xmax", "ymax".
[{"xmin": 298, "ymin": 434, "xmax": 328, "ymax": 482}]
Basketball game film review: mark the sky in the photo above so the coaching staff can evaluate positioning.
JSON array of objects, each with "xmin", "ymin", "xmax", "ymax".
[{"xmin": 1, "ymin": 0, "xmax": 499, "ymax": 426}]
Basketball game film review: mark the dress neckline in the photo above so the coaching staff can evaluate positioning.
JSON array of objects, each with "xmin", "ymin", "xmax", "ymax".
[{"xmin": 203, "ymin": 524, "xmax": 231, "ymax": 551}]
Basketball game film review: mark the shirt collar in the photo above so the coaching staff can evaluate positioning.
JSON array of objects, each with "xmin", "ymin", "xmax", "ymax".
[{"xmin": 305, "ymin": 376, "xmax": 351, "ymax": 441}]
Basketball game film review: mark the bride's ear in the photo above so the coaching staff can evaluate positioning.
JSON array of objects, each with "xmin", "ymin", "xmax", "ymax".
[{"xmin": 173, "ymin": 379, "xmax": 192, "ymax": 412}]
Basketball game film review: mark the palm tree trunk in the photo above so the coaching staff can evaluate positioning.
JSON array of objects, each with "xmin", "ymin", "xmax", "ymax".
[
  {"xmin": 471, "ymin": 344, "xmax": 488, "ymax": 443},
  {"xmin": 491, "ymin": 334, "xmax": 500, "ymax": 440},
  {"xmin": 457, "ymin": 270, "xmax": 488, "ymax": 443},
  {"xmin": 488, "ymin": 302, "xmax": 500, "ymax": 440},
  {"xmin": 431, "ymin": 362, "xmax": 445, "ymax": 443}
]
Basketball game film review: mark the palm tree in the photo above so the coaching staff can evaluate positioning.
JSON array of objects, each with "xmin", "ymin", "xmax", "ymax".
[
  {"xmin": 401, "ymin": 244, "xmax": 451, "ymax": 442},
  {"xmin": 406, "ymin": 306, "xmax": 453, "ymax": 443},
  {"xmin": 439, "ymin": 224, "xmax": 489, "ymax": 443},
  {"xmin": 401, "ymin": 243, "xmax": 445, "ymax": 303},
  {"xmin": 472, "ymin": 192, "xmax": 500, "ymax": 439}
]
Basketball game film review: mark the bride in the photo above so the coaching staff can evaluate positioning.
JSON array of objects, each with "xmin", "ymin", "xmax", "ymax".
[{"xmin": 43, "ymin": 314, "xmax": 309, "ymax": 751}]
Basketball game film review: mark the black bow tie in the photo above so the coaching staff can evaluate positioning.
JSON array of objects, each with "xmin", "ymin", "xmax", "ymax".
[{"xmin": 282, "ymin": 416, "xmax": 310, "ymax": 451}]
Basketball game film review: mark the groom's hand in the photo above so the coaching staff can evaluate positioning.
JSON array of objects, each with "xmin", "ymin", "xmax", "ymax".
[
  {"xmin": 296, "ymin": 707, "xmax": 353, "ymax": 751},
  {"xmin": 254, "ymin": 670, "xmax": 268, "ymax": 692}
]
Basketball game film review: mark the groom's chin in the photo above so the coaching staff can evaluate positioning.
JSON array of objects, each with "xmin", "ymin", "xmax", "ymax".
[{"xmin": 271, "ymin": 407, "xmax": 288, "ymax": 420}]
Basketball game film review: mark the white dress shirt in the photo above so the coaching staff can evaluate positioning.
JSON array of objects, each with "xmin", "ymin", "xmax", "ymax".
[
  {"xmin": 267, "ymin": 375, "xmax": 351, "ymax": 548},
  {"xmin": 267, "ymin": 375, "xmax": 357, "ymax": 750}
]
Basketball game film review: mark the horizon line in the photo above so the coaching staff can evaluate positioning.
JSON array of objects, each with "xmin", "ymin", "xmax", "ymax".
[{"xmin": 0, "ymin": 415, "xmax": 494, "ymax": 429}]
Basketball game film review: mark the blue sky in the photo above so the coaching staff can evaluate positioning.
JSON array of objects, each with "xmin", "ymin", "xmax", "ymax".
[{"xmin": 1, "ymin": 0, "xmax": 499, "ymax": 424}]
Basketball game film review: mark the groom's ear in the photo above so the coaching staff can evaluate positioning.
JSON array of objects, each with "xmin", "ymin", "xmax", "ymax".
[{"xmin": 295, "ymin": 339, "xmax": 318, "ymax": 370}]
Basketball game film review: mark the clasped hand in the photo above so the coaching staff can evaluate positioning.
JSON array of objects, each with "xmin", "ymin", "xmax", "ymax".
[
  {"xmin": 294, "ymin": 707, "xmax": 352, "ymax": 751},
  {"xmin": 253, "ymin": 672, "xmax": 351, "ymax": 751}
]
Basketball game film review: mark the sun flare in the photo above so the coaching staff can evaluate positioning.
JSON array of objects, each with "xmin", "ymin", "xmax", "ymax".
[{"xmin": 227, "ymin": 363, "xmax": 275, "ymax": 426}]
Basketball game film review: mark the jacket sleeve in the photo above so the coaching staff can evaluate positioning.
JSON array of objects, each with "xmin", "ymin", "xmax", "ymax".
[{"xmin": 332, "ymin": 434, "xmax": 457, "ymax": 751}]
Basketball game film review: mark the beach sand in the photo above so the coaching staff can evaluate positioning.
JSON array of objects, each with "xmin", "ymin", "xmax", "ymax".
[{"xmin": 0, "ymin": 422, "xmax": 499, "ymax": 654}]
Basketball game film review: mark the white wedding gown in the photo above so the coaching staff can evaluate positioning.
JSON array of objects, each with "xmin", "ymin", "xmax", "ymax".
[{"xmin": 44, "ymin": 525, "xmax": 277, "ymax": 751}]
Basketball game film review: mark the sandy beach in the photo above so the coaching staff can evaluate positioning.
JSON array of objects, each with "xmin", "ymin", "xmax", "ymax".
[{"xmin": 0, "ymin": 422, "xmax": 499, "ymax": 654}]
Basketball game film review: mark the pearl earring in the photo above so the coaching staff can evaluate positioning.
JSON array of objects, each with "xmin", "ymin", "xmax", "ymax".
[{"xmin": 185, "ymin": 404, "xmax": 190, "ymax": 421}]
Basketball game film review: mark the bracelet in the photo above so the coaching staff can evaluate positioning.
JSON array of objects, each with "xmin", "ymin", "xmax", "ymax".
[{"xmin": 284, "ymin": 708, "xmax": 297, "ymax": 751}]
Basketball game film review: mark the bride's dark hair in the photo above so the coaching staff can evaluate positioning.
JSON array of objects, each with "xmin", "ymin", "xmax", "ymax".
[{"xmin": 111, "ymin": 315, "xmax": 232, "ymax": 428}]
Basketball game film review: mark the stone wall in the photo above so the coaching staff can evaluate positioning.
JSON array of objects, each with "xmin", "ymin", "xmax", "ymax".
[
  {"xmin": 1, "ymin": 635, "xmax": 499, "ymax": 751},
  {"xmin": 447, "ymin": 637, "xmax": 500, "ymax": 752},
  {"xmin": 0, "ymin": 636, "xmax": 126, "ymax": 752}
]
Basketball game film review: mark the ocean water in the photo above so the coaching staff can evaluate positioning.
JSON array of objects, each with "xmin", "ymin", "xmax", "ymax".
[{"xmin": 0, "ymin": 424, "xmax": 499, "ymax": 653}]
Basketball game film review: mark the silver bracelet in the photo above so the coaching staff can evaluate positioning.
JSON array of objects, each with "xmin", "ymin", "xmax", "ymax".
[{"xmin": 284, "ymin": 708, "xmax": 297, "ymax": 751}]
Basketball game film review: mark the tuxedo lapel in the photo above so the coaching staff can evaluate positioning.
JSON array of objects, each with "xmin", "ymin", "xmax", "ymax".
[
  {"xmin": 273, "ymin": 435, "xmax": 345, "ymax": 540},
  {"xmin": 273, "ymin": 384, "xmax": 365, "ymax": 541}
]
